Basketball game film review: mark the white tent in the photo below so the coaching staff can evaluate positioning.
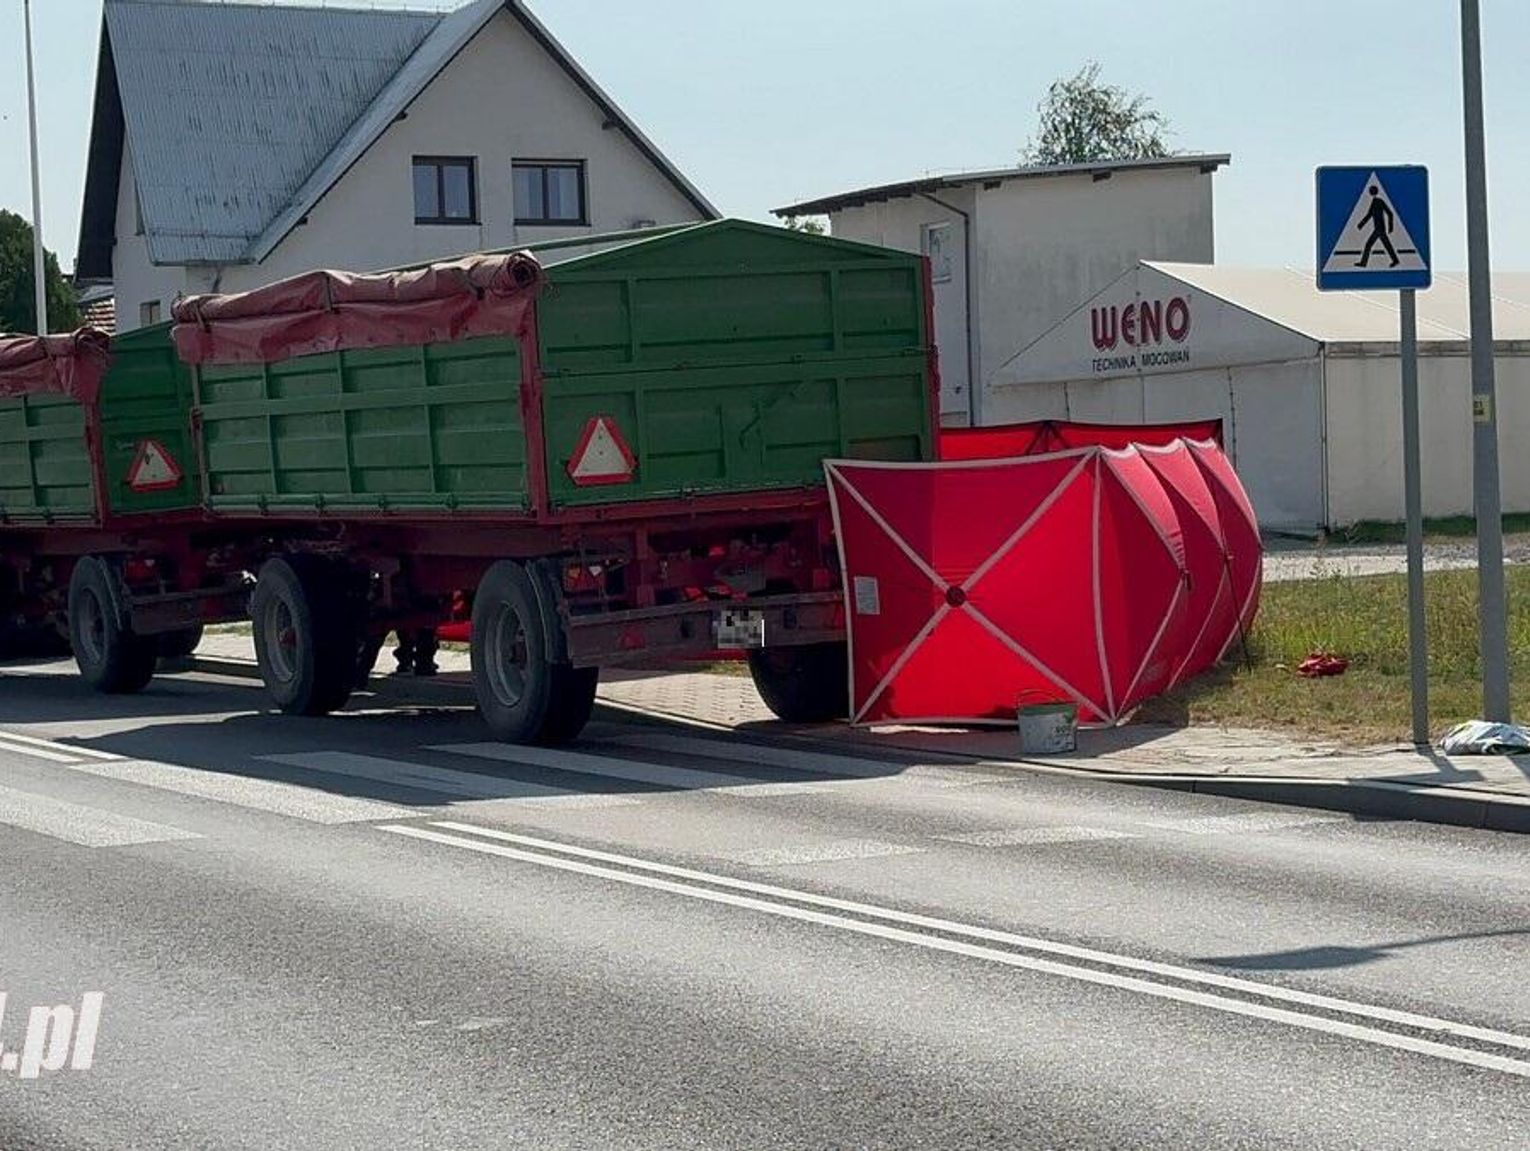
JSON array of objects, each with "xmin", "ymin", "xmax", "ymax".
[{"xmin": 986, "ymin": 262, "xmax": 1530, "ymax": 534}]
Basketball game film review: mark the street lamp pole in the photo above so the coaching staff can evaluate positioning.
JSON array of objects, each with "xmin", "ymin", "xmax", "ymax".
[
  {"xmin": 1460, "ymin": 0, "xmax": 1510, "ymax": 720},
  {"xmin": 23, "ymin": 0, "xmax": 49, "ymax": 336}
]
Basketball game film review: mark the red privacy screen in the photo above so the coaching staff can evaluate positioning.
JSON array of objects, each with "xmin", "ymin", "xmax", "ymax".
[{"xmin": 827, "ymin": 435, "xmax": 1260, "ymax": 728}]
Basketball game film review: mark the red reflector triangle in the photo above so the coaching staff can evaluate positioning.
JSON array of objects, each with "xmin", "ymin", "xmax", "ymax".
[
  {"xmin": 126, "ymin": 439, "xmax": 184, "ymax": 493},
  {"xmin": 568, "ymin": 416, "xmax": 637, "ymax": 487}
]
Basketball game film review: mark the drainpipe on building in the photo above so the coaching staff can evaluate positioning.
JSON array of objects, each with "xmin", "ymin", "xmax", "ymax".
[{"xmin": 917, "ymin": 193, "xmax": 978, "ymax": 426}]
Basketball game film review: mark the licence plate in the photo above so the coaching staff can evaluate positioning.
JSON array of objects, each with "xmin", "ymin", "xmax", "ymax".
[{"xmin": 715, "ymin": 608, "xmax": 766, "ymax": 649}]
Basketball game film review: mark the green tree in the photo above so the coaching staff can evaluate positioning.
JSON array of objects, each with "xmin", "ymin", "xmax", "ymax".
[
  {"xmin": 782, "ymin": 215, "xmax": 826, "ymax": 236},
  {"xmin": 1022, "ymin": 62, "xmax": 1172, "ymax": 166},
  {"xmin": 0, "ymin": 209, "xmax": 79, "ymax": 335}
]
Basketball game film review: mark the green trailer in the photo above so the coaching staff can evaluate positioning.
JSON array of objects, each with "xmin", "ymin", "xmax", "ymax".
[
  {"xmin": 0, "ymin": 323, "xmax": 200, "ymax": 524},
  {"xmin": 1, "ymin": 325, "xmax": 219, "ymax": 674},
  {"xmin": 3, "ymin": 221, "xmax": 939, "ymax": 743},
  {"xmin": 191, "ymin": 220, "xmax": 933, "ymax": 515}
]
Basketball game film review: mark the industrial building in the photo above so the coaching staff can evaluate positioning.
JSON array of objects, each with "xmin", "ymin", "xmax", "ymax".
[
  {"xmin": 775, "ymin": 155, "xmax": 1229, "ymax": 425},
  {"xmin": 990, "ymin": 261, "xmax": 1530, "ymax": 533}
]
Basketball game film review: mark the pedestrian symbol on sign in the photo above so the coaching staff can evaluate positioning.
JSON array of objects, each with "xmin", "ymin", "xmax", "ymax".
[
  {"xmin": 1316, "ymin": 167, "xmax": 1431, "ymax": 291},
  {"xmin": 1357, "ymin": 186, "xmax": 1399, "ymax": 268}
]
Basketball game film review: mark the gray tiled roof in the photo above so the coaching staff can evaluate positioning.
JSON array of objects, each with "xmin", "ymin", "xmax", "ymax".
[
  {"xmin": 77, "ymin": 0, "xmax": 716, "ymax": 278},
  {"xmin": 106, "ymin": 0, "xmax": 438, "ymax": 265}
]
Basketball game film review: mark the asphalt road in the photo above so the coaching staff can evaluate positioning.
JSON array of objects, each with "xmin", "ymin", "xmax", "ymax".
[{"xmin": 1, "ymin": 659, "xmax": 1527, "ymax": 1149}]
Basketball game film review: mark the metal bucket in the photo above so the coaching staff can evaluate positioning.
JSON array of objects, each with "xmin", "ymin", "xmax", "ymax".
[{"xmin": 1018, "ymin": 702, "xmax": 1078, "ymax": 755}]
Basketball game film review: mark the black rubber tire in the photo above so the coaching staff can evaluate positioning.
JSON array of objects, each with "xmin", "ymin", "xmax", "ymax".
[
  {"xmin": 471, "ymin": 561, "xmax": 557, "ymax": 744},
  {"xmin": 354, "ymin": 635, "xmax": 384, "ymax": 692},
  {"xmin": 156, "ymin": 624, "xmax": 205, "ymax": 661},
  {"xmin": 251, "ymin": 556, "xmax": 358, "ymax": 716},
  {"xmin": 747, "ymin": 642, "xmax": 850, "ymax": 723},
  {"xmin": 540, "ymin": 665, "xmax": 600, "ymax": 746},
  {"xmin": 68, "ymin": 558, "xmax": 158, "ymax": 695}
]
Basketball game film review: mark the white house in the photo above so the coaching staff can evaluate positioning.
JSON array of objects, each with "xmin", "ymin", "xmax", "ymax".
[
  {"xmin": 75, "ymin": 0, "xmax": 717, "ymax": 331},
  {"xmin": 774, "ymin": 155, "xmax": 1228, "ymax": 425},
  {"xmin": 993, "ymin": 261, "xmax": 1530, "ymax": 533}
]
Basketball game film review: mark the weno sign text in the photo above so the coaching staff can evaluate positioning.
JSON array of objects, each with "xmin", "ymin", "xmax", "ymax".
[{"xmin": 1089, "ymin": 296, "xmax": 1192, "ymax": 375}]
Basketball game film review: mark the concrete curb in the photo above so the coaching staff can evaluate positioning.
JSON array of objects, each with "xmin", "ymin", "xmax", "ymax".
[
  {"xmin": 597, "ymin": 697, "xmax": 1530, "ymax": 835},
  {"xmin": 1097, "ymin": 773, "xmax": 1530, "ymax": 834},
  {"xmin": 188, "ymin": 657, "xmax": 1530, "ymax": 835}
]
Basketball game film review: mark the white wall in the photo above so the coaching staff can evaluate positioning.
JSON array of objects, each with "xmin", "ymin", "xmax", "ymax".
[
  {"xmin": 830, "ymin": 168, "xmax": 1216, "ymax": 425},
  {"xmin": 831, "ymin": 189, "xmax": 975, "ymax": 424},
  {"xmin": 112, "ymin": 140, "xmax": 198, "ymax": 330},
  {"xmin": 987, "ymin": 261, "xmax": 1317, "ymax": 456},
  {"xmin": 984, "ymin": 381, "xmax": 1068, "ymax": 423},
  {"xmin": 113, "ymin": 8, "xmax": 707, "ymax": 323},
  {"xmin": 993, "ymin": 359, "xmax": 1327, "ymax": 532},
  {"xmin": 973, "ymin": 167, "xmax": 1215, "ymax": 398},
  {"xmin": 1324, "ymin": 349, "xmax": 1530, "ymax": 525},
  {"xmin": 228, "ymin": 9, "xmax": 703, "ymax": 292},
  {"xmin": 1227, "ymin": 359, "xmax": 1325, "ymax": 532}
]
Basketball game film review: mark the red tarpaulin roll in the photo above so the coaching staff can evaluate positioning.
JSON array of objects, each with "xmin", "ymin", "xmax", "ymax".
[
  {"xmin": 0, "ymin": 328, "xmax": 112, "ymax": 405},
  {"xmin": 171, "ymin": 252, "xmax": 545, "ymax": 366},
  {"xmin": 827, "ymin": 436, "xmax": 1260, "ymax": 728}
]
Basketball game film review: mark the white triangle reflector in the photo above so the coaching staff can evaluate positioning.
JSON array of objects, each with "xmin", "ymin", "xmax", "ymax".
[
  {"xmin": 568, "ymin": 416, "xmax": 637, "ymax": 486},
  {"xmin": 125, "ymin": 440, "xmax": 183, "ymax": 492}
]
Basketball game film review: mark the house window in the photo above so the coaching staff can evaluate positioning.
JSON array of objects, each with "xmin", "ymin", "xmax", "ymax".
[
  {"xmin": 139, "ymin": 300, "xmax": 161, "ymax": 327},
  {"xmin": 412, "ymin": 157, "xmax": 478, "ymax": 224},
  {"xmin": 513, "ymin": 161, "xmax": 588, "ymax": 225}
]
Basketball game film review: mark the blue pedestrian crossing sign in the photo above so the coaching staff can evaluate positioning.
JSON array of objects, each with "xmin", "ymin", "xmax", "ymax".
[{"xmin": 1316, "ymin": 166, "xmax": 1431, "ymax": 291}]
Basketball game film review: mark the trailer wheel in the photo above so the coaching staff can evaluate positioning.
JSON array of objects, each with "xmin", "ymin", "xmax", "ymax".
[
  {"xmin": 68, "ymin": 558, "xmax": 158, "ymax": 694},
  {"xmin": 541, "ymin": 665, "xmax": 600, "ymax": 746},
  {"xmin": 471, "ymin": 561, "xmax": 592, "ymax": 744},
  {"xmin": 251, "ymin": 557, "xmax": 358, "ymax": 716},
  {"xmin": 472, "ymin": 562, "xmax": 553, "ymax": 743},
  {"xmin": 157, "ymin": 624, "xmax": 205, "ymax": 662},
  {"xmin": 748, "ymin": 642, "xmax": 850, "ymax": 724}
]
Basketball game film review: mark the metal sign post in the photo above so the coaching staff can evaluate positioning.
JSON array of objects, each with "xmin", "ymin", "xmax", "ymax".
[
  {"xmin": 23, "ymin": 0, "xmax": 48, "ymax": 336},
  {"xmin": 1399, "ymin": 290, "xmax": 1429, "ymax": 745},
  {"xmin": 1460, "ymin": 0, "xmax": 1511, "ymax": 722},
  {"xmin": 1317, "ymin": 165, "xmax": 1433, "ymax": 745}
]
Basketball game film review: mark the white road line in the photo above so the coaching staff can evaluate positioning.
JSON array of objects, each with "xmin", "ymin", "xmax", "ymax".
[
  {"xmin": 940, "ymin": 826, "xmax": 1136, "ymax": 848},
  {"xmin": 0, "ymin": 784, "xmax": 201, "ymax": 848},
  {"xmin": 1148, "ymin": 812, "xmax": 1348, "ymax": 836},
  {"xmin": 420, "ymin": 823, "xmax": 1530, "ymax": 1058},
  {"xmin": 380, "ymin": 822, "xmax": 1530, "ymax": 1079},
  {"xmin": 608, "ymin": 732, "xmax": 1005, "ymax": 789},
  {"xmin": 431, "ymin": 743, "xmax": 828, "ymax": 799},
  {"xmin": 609, "ymin": 733, "xmax": 898, "ymax": 777},
  {"xmin": 0, "ymin": 730, "xmax": 122, "ymax": 761},
  {"xmin": 730, "ymin": 840, "xmax": 925, "ymax": 867},
  {"xmin": 0, "ymin": 739, "xmax": 84, "ymax": 764},
  {"xmin": 262, "ymin": 752, "xmax": 639, "ymax": 810},
  {"xmin": 53, "ymin": 759, "xmax": 415, "ymax": 825}
]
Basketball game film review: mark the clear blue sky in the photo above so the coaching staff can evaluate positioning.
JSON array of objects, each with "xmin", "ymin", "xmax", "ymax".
[{"xmin": 2, "ymin": 0, "xmax": 1526, "ymax": 274}]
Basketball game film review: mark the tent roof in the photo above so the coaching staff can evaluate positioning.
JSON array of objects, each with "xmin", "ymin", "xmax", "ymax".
[{"xmin": 1146, "ymin": 262, "xmax": 1530, "ymax": 344}]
